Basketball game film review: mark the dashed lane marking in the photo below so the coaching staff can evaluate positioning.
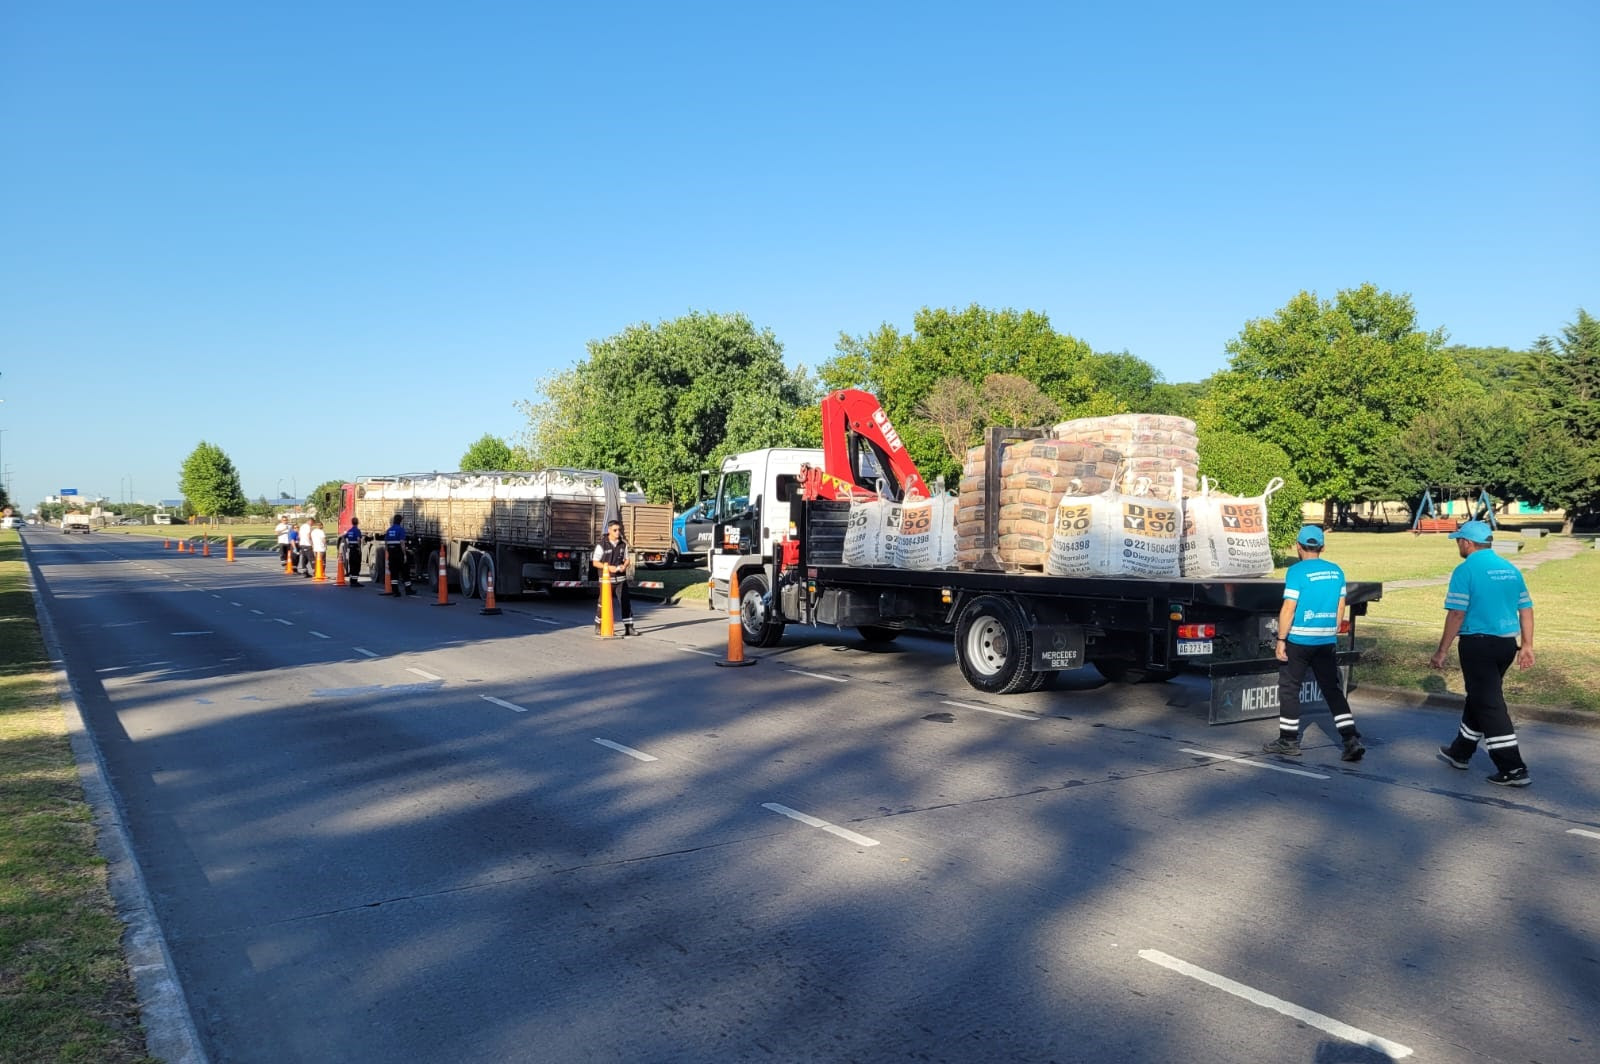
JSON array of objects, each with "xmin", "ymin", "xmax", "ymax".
[
  {"xmin": 593, "ymin": 738, "xmax": 658, "ymax": 761},
  {"xmin": 309, "ymin": 631, "xmax": 330, "ymax": 640},
  {"xmin": 942, "ymin": 699, "xmax": 1036, "ymax": 721},
  {"xmin": 481, "ymin": 695, "xmax": 526, "ymax": 713},
  {"xmin": 787, "ymin": 668, "xmax": 847, "ymax": 683},
  {"xmin": 678, "ymin": 646, "xmax": 718, "ymax": 657},
  {"xmin": 1568, "ymin": 828, "xmax": 1600, "ymax": 842},
  {"xmin": 353, "ymin": 647, "xmax": 379, "ymax": 658},
  {"xmin": 761, "ymin": 803, "xmax": 880, "ymax": 847},
  {"xmin": 274, "ymin": 618, "xmax": 293, "ymax": 626},
  {"xmin": 1187, "ymin": 749, "xmax": 1331, "ymax": 780},
  {"xmin": 170, "ymin": 631, "xmax": 212, "ymax": 637},
  {"xmin": 1138, "ymin": 949, "xmax": 1412, "ymax": 1058},
  {"xmin": 406, "ymin": 667, "xmax": 442, "ymax": 681}
]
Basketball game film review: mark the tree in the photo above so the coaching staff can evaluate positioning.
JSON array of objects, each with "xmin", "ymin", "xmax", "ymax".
[
  {"xmin": 823, "ymin": 304, "xmax": 1160, "ymax": 486},
  {"xmin": 1379, "ymin": 392, "xmax": 1536, "ymax": 506},
  {"xmin": 1198, "ymin": 285, "xmax": 1463, "ymax": 523},
  {"xmin": 519, "ymin": 312, "xmax": 816, "ymax": 503},
  {"xmin": 306, "ymin": 480, "xmax": 344, "ymax": 523},
  {"xmin": 1196, "ymin": 430, "xmax": 1307, "ymax": 558},
  {"xmin": 915, "ymin": 377, "xmax": 982, "ymax": 468},
  {"xmin": 459, "ymin": 434, "xmax": 528, "ymax": 472},
  {"xmin": 178, "ymin": 441, "xmax": 247, "ymax": 517},
  {"xmin": 1521, "ymin": 309, "xmax": 1600, "ymax": 530}
]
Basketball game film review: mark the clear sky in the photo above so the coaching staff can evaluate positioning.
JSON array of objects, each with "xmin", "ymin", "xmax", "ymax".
[{"xmin": 2, "ymin": 1, "xmax": 1594, "ymax": 510}]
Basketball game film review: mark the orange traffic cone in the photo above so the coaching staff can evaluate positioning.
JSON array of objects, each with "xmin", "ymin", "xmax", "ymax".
[
  {"xmin": 432, "ymin": 550, "xmax": 452, "ymax": 606},
  {"xmin": 202, "ymin": 538, "xmax": 211, "ymax": 557},
  {"xmin": 479, "ymin": 567, "xmax": 501, "ymax": 615},
  {"xmin": 596, "ymin": 564, "xmax": 616, "ymax": 637},
  {"xmin": 313, "ymin": 550, "xmax": 326, "ymax": 582},
  {"xmin": 335, "ymin": 547, "xmax": 347, "ymax": 586},
  {"xmin": 715, "ymin": 569, "xmax": 757, "ymax": 667},
  {"xmin": 285, "ymin": 549, "xmax": 294, "ymax": 574},
  {"xmin": 178, "ymin": 539, "xmax": 188, "ymax": 554},
  {"xmin": 226, "ymin": 536, "xmax": 235, "ymax": 563},
  {"xmin": 164, "ymin": 538, "xmax": 171, "ymax": 549},
  {"xmin": 383, "ymin": 561, "xmax": 395, "ymax": 596}
]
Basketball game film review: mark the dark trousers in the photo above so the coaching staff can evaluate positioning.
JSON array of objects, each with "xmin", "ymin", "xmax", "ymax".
[
  {"xmin": 594, "ymin": 578, "xmax": 633, "ymax": 626},
  {"xmin": 1447, "ymin": 634, "xmax": 1526, "ymax": 771},
  {"xmin": 344, "ymin": 541, "xmax": 362, "ymax": 582},
  {"xmin": 385, "ymin": 544, "xmax": 410, "ymax": 589},
  {"xmin": 279, "ymin": 542, "xmax": 290, "ymax": 564},
  {"xmin": 1276, "ymin": 641, "xmax": 1358, "ymax": 739}
]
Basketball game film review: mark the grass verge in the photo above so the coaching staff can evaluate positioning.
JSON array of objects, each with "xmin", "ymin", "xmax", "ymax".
[{"xmin": 0, "ymin": 532, "xmax": 155, "ymax": 1063}]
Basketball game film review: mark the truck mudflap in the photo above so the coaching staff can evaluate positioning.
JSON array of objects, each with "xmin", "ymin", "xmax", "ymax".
[{"xmin": 1207, "ymin": 652, "xmax": 1359, "ymax": 725}]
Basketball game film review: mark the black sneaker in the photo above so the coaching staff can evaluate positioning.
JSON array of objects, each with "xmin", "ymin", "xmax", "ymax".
[
  {"xmin": 1437, "ymin": 747, "xmax": 1470, "ymax": 770},
  {"xmin": 1487, "ymin": 767, "xmax": 1531, "ymax": 787},
  {"xmin": 1262, "ymin": 737, "xmax": 1301, "ymax": 756},
  {"xmin": 1341, "ymin": 737, "xmax": 1366, "ymax": 762}
]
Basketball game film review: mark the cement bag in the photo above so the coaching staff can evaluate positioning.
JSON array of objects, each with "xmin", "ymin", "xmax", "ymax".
[
  {"xmin": 1046, "ymin": 480, "xmax": 1181, "ymax": 578},
  {"xmin": 893, "ymin": 494, "xmax": 957, "ymax": 570},
  {"xmin": 842, "ymin": 499, "xmax": 902, "ymax": 567},
  {"xmin": 1183, "ymin": 478, "xmax": 1282, "ymax": 578}
]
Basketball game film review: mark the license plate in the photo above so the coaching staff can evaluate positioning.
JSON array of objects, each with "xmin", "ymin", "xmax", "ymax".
[
  {"xmin": 1176, "ymin": 639, "xmax": 1214, "ymax": 656},
  {"xmin": 554, "ymin": 561, "xmax": 573, "ymax": 571}
]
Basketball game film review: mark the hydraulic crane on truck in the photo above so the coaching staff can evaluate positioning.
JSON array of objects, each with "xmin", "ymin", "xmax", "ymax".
[{"xmin": 799, "ymin": 389, "xmax": 930, "ymax": 503}]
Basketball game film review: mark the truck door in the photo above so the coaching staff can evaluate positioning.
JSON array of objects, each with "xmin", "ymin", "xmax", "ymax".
[{"xmin": 707, "ymin": 466, "xmax": 757, "ymax": 588}]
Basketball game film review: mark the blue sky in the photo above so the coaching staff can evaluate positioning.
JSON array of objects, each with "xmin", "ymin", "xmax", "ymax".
[{"xmin": 2, "ymin": 1, "xmax": 1594, "ymax": 509}]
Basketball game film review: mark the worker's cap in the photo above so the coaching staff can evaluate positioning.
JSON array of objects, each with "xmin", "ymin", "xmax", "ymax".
[
  {"xmin": 1448, "ymin": 520, "xmax": 1494, "ymax": 544},
  {"xmin": 1296, "ymin": 525, "xmax": 1325, "ymax": 548}
]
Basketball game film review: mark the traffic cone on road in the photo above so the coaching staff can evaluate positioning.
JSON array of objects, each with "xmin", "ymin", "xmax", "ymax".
[
  {"xmin": 433, "ymin": 551, "xmax": 452, "ymax": 606},
  {"xmin": 715, "ymin": 569, "xmax": 757, "ymax": 668},
  {"xmin": 202, "ymin": 538, "xmax": 211, "ymax": 557},
  {"xmin": 313, "ymin": 550, "xmax": 326, "ymax": 582},
  {"xmin": 163, "ymin": 538, "xmax": 171, "ymax": 550},
  {"xmin": 177, "ymin": 539, "xmax": 187, "ymax": 554},
  {"xmin": 479, "ymin": 568, "xmax": 501, "ymax": 615},
  {"xmin": 335, "ymin": 548, "xmax": 346, "ymax": 586},
  {"xmin": 284, "ymin": 550, "xmax": 294, "ymax": 574},
  {"xmin": 596, "ymin": 564, "xmax": 616, "ymax": 637},
  {"xmin": 226, "ymin": 536, "xmax": 235, "ymax": 563},
  {"xmin": 383, "ymin": 563, "xmax": 395, "ymax": 596}
]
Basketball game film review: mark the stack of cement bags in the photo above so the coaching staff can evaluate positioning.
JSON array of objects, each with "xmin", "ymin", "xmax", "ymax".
[
  {"xmin": 955, "ymin": 438, "xmax": 1121, "ymax": 569},
  {"xmin": 1051, "ymin": 414, "xmax": 1199, "ymax": 502}
]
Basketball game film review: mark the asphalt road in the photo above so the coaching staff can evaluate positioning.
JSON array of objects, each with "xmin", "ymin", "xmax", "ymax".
[{"xmin": 25, "ymin": 529, "xmax": 1600, "ymax": 1063}]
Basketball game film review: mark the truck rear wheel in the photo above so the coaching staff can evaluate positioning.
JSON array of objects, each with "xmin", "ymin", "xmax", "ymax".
[
  {"xmin": 738, "ymin": 573, "xmax": 785, "ymax": 648},
  {"xmin": 954, "ymin": 595, "xmax": 1036, "ymax": 695},
  {"xmin": 458, "ymin": 552, "xmax": 480, "ymax": 599}
]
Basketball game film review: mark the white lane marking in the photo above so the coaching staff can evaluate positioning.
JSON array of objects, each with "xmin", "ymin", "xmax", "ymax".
[
  {"xmin": 251, "ymin": 609, "xmax": 264, "ymax": 615},
  {"xmin": 1568, "ymin": 828, "xmax": 1600, "ymax": 842},
  {"xmin": 678, "ymin": 646, "xmax": 718, "ymax": 657},
  {"xmin": 353, "ymin": 647, "xmax": 379, "ymax": 658},
  {"xmin": 95, "ymin": 665, "xmax": 134, "ymax": 674},
  {"xmin": 406, "ymin": 667, "xmax": 442, "ymax": 681},
  {"xmin": 533, "ymin": 617, "xmax": 561, "ymax": 625},
  {"xmin": 481, "ymin": 695, "xmax": 526, "ymax": 713},
  {"xmin": 593, "ymin": 738, "xmax": 658, "ymax": 761},
  {"xmin": 229, "ymin": 601, "xmax": 242, "ymax": 607},
  {"xmin": 101, "ymin": 621, "xmax": 147, "ymax": 628},
  {"xmin": 787, "ymin": 669, "xmax": 848, "ymax": 683},
  {"xmin": 942, "ymin": 699, "xmax": 1037, "ymax": 721},
  {"xmin": 309, "ymin": 631, "xmax": 330, "ymax": 640},
  {"xmin": 761, "ymin": 803, "xmax": 880, "ymax": 847},
  {"xmin": 1187, "ymin": 749, "xmax": 1331, "ymax": 780},
  {"xmin": 274, "ymin": 618, "xmax": 293, "ymax": 626},
  {"xmin": 170, "ymin": 631, "xmax": 212, "ymax": 637},
  {"xmin": 211, "ymin": 594, "xmax": 221, "ymax": 599},
  {"xmin": 1138, "ymin": 949, "xmax": 1412, "ymax": 1059}
]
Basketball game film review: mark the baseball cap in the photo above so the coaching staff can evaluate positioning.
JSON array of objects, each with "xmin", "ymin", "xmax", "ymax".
[
  {"xmin": 1296, "ymin": 525, "xmax": 1325, "ymax": 548},
  {"xmin": 1448, "ymin": 520, "xmax": 1493, "ymax": 544}
]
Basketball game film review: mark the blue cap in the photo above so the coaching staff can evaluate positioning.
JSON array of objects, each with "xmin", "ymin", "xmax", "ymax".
[
  {"xmin": 1296, "ymin": 525, "xmax": 1325, "ymax": 548},
  {"xmin": 1449, "ymin": 520, "xmax": 1493, "ymax": 544}
]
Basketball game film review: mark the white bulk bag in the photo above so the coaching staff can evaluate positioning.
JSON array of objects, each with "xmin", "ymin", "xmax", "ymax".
[
  {"xmin": 893, "ymin": 493, "xmax": 957, "ymax": 570},
  {"xmin": 1183, "ymin": 477, "xmax": 1282, "ymax": 578},
  {"xmin": 1046, "ymin": 479, "xmax": 1181, "ymax": 579},
  {"xmin": 842, "ymin": 499, "xmax": 902, "ymax": 567}
]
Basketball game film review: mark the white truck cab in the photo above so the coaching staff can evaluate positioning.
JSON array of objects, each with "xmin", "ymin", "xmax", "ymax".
[{"xmin": 706, "ymin": 447, "xmax": 820, "ymax": 621}]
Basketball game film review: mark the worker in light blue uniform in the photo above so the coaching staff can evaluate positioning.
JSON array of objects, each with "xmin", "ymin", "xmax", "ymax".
[
  {"xmin": 1263, "ymin": 525, "xmax": 1364, "ymax": 761},
  {"xmin": 1430, "ymin": 520, "xmax": 1535, "ymax": 786},
  {"xmin": 383, "ymin": 513, "xmax": 415, "ymax": 596}
]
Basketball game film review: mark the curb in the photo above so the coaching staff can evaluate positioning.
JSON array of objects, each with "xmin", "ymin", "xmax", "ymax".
[
  {"xmin": 23, "ymin": 541, "xmax": 210, "ymax": 1064},
  {"xmin": 1357, "ymin": 683, "xmax": 1597, "ymax": 729}
]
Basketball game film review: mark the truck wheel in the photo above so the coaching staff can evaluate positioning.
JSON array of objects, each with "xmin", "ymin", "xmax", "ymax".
[
  {"xmin": 737, "ymin": 573, "xmax": 785, "ymax": 647},
  {"xmin": 424, "ymin": 549, "xmax": 443, "ymax": 591},
  {"xmin": 856, "ymin": 625, "xmax": 900, "ymax": 644},
  {"xmin": 458, "ymin": 552, "xmax": 479, "ymax": 598},
  {"xmin": 954, "ymin": 595, "xmax": 1036, "ymax": 695},
  {"xmin": 1093, "ymin": 659, "xmax": 1179, "ymax": 684},
  {"xmin": 475, "ymin": 554, "xmax": 496, "ymax": 599}
]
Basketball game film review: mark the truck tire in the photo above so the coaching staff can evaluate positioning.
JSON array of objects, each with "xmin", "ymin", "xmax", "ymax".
[
  {"xmin": 475, "ymin": 553, "xmax": 496, "ymax": 599},
  {"xmin": 424, "ymin": 549, "xmax": 443, "ymax": 591},
  {"xmin": 737, "ymin": 573, "xmax": 785, "ymax": 648},
  {"xmin": 458, "ymin": 552, "xmax": 479, "ymax": 598},
  {"xmin": 856, "ymin": 625, "xmax": 900, "ymax": 645},
  {"xmin": 954, "ymin": 595, "xmax": 1036, "ymax": 695},
  {"xmin": 1093, "ymin": 659, "xmax": 1179, "ymax": 684}
]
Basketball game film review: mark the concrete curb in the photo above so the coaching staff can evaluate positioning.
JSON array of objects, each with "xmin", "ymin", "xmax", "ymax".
[
  {"xmin": 1357, "ymin": 683, "xmax": 1598, "ymax": 729},
  {"xmin": 23, "ymin": 541, "xmax": 210, "ymax": 1064}
]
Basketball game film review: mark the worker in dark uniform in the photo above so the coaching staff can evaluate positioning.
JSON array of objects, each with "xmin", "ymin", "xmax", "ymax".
[
  {"xmin": 1430, "ymin": 520, "xmax": 1535, "ymax": 786},
  {"xmin": 342, "ymin": 517, "xmax": 364, "ymax": 587},
  {"xmin": 384, "ymin": 513, "xmax": 415, "ymax": 596},
  {"xmin": 592, "ymin": 519, "xmax": 636, "ymax": 636},
  {"xmin": 1262, "ymin": 525, "xmax": 1364, "ymax": 761}
]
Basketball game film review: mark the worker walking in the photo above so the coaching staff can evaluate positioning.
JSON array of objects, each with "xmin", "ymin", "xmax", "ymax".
[
  {"xmin": 384, "ymin": 513, "xmax": 414, "ymax": 596},
  {"xmin": 592, "ymin": 519, "xmax": 636, "ymax": 636},
  {"xmin": 1430, "ymin": 520, "xmax": 1535, "ymax": 787},
  {"xmin": 274, "ymin": 515, "xmax": 291, "ymax": 567},
  {"xmin": 285, "ymin": 524, "xmax": 300, "ymax": 574},
  {"xmin": 298, "ymin": 516, "xmax": 315, "ymax": 575},
  {"xmin": 342, "ymin": 518, "xmax": 363, "ymax": 587},
  {"xmin": 1262, "ymin": 525, "xmax": 1365, "ymax": 761}
]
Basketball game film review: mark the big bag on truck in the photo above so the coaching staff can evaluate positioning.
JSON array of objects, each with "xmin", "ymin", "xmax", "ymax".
[
  {"xmin": 1182, "ymin": 477, "xmax": 1282, "ymax": 578},
  {"xmin": 842, "ymin": 498, "xmax": 902, "ymax": 567},
  {"xmin": 1045, "ymin": 477, "xmax": 1181, "ymax": 579},
  {"xmin": 891, "ymin": 493, "xmax": 957, "ymax": 570}
]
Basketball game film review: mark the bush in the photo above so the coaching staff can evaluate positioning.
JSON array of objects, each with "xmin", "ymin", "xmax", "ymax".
[{"xmin": 1197, "ymin": 429, "xmax": 1307, "ymax": 559}]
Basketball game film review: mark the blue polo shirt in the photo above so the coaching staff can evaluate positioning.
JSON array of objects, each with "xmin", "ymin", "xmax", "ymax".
[
  {"xmin": 1283, "ymin": 557, "xmax": 1345, "ymax": 646},
  {"xmin": 1444, "ymin": 548, "xmax": 1532, "ymax": 636}
]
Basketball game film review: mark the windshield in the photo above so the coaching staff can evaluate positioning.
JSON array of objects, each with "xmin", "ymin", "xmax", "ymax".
[{"xmin": 716, "ymin": 470, "xmax": 751, "ymax": 520}]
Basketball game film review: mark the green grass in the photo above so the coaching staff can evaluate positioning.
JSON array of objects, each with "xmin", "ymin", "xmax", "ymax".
[
  {"xmin": 0, "ymin": 532, "xmax": 156, "ymax": 1063},
  {"xmin": 1269, "ymin": 529, "xmax": 1563, "ymax": 583}
]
